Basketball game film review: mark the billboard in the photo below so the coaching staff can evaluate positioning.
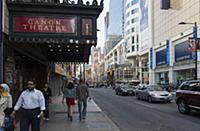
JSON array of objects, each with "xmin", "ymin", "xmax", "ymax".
[
  {"xmin": 139, "ymin": 0, "xmax": 149, "ymax": 52},
  {"xmin": 156, "ymin": 49, "xmax": 166, "ymax": 66},
  {"xmin": 175, "ymin": 41, "xmax": 192, "ymax": 62}
]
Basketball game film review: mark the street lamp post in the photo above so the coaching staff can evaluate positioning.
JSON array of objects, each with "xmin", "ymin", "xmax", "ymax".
[{"xmin": 179, "ymin": 22, "xmax": 198, "ymax": 80}]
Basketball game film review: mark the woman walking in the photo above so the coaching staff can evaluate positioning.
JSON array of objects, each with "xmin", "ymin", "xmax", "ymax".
[
  {"xmin": 62, "ymin": 82, "xmax": 76, "ymax": 121},
  {"xmin": 0, "ymin": 84, "xmax": 13, "ymax": 131}
]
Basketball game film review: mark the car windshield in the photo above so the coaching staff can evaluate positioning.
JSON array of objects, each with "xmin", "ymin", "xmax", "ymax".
[
  {"xmin": 122, "ymin": 85, "xmax": 130, "ymax": 89},
  {"xmin": 148, "ymin": 85, "xmax": 163, "ymax": 91}
]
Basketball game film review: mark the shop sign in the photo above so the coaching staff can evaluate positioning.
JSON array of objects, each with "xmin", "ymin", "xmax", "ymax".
[
  {"xmin": 175, "ymin": 41, "xmax": 192, "ymax": 62},
  {"xmin": 150, "ymin": 48, "xmax": 153, "ymax": 69},
  {"xmin": 156, "ymin": 49, "xmax": 166, "ymax": 66},
  {"xmin": 166, "ymin": 40, "xmax": 170, "ymax": 65},
  {"xmin": 13, "ymin": 16, "xmax": 76, "ymax": 33}
]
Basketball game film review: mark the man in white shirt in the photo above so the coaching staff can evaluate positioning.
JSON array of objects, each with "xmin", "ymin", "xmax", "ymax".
[{"xmin": 11, "ymin": 79, "xmax": 45, "ymax": 131}]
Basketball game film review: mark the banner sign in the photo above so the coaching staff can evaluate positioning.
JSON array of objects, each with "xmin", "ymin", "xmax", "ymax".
[
  {"xmin": 156, "ymin": 49, "xmax": 166, "ymax": 66},
  {"xmin": 139, "ymin": 0, "xmax": 149, "ymax": 52},
  {"xmin": 166, "ymin": 40, "xmax": 170, "ymax": 65},
  {"xmin": 13, "ymin": 16, "xmax": 76, "ymax": 33},
  {"xmin": 150, "ymin": 48, "xmax": 153, "ymax": 69},
  {"xmin": 175, "ymin": 41, "xmax": 192, "ymax": 62}
]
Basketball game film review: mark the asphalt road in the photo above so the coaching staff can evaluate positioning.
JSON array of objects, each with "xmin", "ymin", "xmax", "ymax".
[{"xmin": 90, "ymin": 88, "xmax": 200, "ymax": 131}]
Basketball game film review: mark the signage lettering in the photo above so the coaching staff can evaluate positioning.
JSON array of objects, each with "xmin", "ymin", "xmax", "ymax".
[{"xmin": 13, "ymin": 16, "xmax": 76, "ymax": 33}]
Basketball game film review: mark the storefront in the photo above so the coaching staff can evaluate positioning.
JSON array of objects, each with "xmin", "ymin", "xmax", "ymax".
[
  {"xmin": 174, "ymin": 68, "xmax": 194, "ymax": 85},
  {"xmin": 173, "ymin": 40, "xmax": 195, "ymax": 84},
  {"xmin": 154, "ymin": 46, "xmax": 170, "ymax": 84}
]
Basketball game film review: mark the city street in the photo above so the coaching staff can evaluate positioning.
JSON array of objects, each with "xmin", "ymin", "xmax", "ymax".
[{"xmin": 91, "ymin": 88, "xmax": 200, "ymax": 131}]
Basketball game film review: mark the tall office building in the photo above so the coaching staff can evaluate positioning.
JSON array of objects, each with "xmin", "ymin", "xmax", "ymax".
[
  {"xmin": 149, "ymin": 0, "xmax": 200, "ymax": 84},
  {"xmin": 124, "ymin": 0, "xmax": 140, "ymax": 80},
  {"xmin": 104, "ymin": 0, "xmax": 123, "ymax": 55}
]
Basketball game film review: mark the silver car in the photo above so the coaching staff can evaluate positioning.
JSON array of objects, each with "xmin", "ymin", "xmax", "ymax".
[{"xmin": 135, "ymin": 85, "xmax": 173, "ymax": 103}]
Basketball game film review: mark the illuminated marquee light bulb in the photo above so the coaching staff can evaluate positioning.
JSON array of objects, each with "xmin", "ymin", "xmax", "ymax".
[
  {"xmin": 70, "ymin": 39, "xmax": 74, "ymax": 43},
  {"xmin": 86, "ymin": 40, "xmax": 90, "ymax": 44}
]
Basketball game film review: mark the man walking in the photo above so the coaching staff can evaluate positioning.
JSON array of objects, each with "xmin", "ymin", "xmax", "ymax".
[
  {"xmin": 42, "ymin": 83, "xmax": 52, "ymax": 121},
  {"xmin": 76, "ymin": 79, "xmax": 89, "ymax": 121},
  {"xmin": 11, "ymin": 79, "xmax": 45, "ymax": 131}
]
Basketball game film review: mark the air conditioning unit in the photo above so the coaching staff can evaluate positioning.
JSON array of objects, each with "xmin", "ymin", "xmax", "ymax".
[{"xmin": 161, "ymin": 0, "xmax": 170, "ymax": 10}]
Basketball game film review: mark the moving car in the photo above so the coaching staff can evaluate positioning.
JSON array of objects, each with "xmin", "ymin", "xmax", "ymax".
[
  {"xmin": 115, "ymin": 84, "xmax": 134, "ymax": 96},
  {"xmin": 135, "ymin": 85, "xmax": 172, "ymax": 103},
  {"xmin": 176, "ymin": 80, "xmax": 200, "ymax": 114}
]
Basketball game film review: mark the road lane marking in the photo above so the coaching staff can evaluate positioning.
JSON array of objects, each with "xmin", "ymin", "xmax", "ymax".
[{"xmin": 134, "ymin": 101, "xmax": 153, "ymax": 109}]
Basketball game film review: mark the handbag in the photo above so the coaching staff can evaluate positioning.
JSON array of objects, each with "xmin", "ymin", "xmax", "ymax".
[{"xmin": 4, "ymin": 116, "xmax": 16, "ymax": 129}]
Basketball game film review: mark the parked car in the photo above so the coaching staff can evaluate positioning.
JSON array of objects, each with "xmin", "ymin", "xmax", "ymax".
[
  {"xmin": 115, "ymin": 84, "xmax": 134, "ymax": 96},
  {"xmin": 175, "ymin": 80, "xmax": 200, "ymax": 114},
  {"xmin": 135, "ymin": 85, "xmax": 172, "ymax": 103}
]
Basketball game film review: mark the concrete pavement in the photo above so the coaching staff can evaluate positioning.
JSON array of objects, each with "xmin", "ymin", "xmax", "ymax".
[{"xmin": 15, "ymin": 95, "xmax": 121, "ymax": 131}]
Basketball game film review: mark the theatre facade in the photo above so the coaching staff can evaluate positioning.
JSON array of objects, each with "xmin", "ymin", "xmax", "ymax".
[{"xmin": 2, "ymin": 0, "xmax": 103, "ymax": 100}]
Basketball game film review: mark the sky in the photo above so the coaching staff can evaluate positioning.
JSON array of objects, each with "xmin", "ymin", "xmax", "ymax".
[{"xmin": 60, "ymin": 0, "xmax": 109, "ymax": 48}]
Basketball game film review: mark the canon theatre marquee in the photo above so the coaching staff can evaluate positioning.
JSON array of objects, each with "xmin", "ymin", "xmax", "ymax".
[{"xmin": 13, "ymin": 16, "xmax": 76, "ymax": 33}]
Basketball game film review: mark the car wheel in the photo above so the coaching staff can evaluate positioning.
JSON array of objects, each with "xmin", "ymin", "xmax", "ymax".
[
  {"xmin": 167, "ymin": 100, "xmax": 171, "ymax": 103},
  {"xmin": 136, "ymin": 94, "xmax": 140, "ymax": 100},
  {"xmin": 177, "ymin": 99, "xmax": 190, "ymax": 114},
  {"xmin": 148, "ymin": 96, "xmax": 152, "ymax": 103},
  {"xmin": 116, "ymin": 92, "xmax": 118, "ymax": 95}
]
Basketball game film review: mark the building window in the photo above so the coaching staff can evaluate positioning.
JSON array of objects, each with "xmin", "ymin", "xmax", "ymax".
[
  {"xmin": 131, "ymin": 0, "xmax": 139, "ymax": 5},
  {"xmin": 136, "ymin": 34, "xmax": 139, "ymax": 43},
  {"xmin": 131, "ymin": 17, "xmax": 139, "ymax": 24},
  {"xmin": 137, "ymin": 45, "xmax": 139, "ymax": 51},
  {"xmin": 126, "ymin": 30, "xmax": 130, "ymax": 35},
  {"xmin": 132, "ymin": 28, "xmax": 135, "ymax": 33},
  {"xmin": 126, "ymin": 21, "xmax": 130, "ymax": 26},
  {"xmin": 131, "ymin": 19, "xmax": 134, "ymax": 23},
  {"xmin": 126, "ymin": 3, "xmax": 130, "ymax": 9},
  {"xmin": 131, "ymin": 8, "xmax": 139, "ymax": 14},
  {"xmin": 132, "ymin": 45, "xmax": 135, "ymax": 52},
  {"xmin": 132, "ymin": 36, "xmax": 135, "ymax": 44},
  {"xmin": 126, "ymin": 12, "xmax": 130, "ymax": 18}
]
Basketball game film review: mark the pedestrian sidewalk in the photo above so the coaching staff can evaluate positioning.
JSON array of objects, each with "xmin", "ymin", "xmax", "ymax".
[{"xmin": 16, "ymin": 95, "xmax": 121, "ymax": 131}]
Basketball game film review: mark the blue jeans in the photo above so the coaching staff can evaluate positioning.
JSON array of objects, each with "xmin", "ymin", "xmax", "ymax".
[
  {"xmin": 78, "ymin": 100, "xmax": 87, "ymax": 119},
  {"xmin": 0, "ymin": 127, "xmax": 4, "ymax": 131},
  {"xmin": 44, "ymin": 99, "xmax": 49, "ymax": 118}
]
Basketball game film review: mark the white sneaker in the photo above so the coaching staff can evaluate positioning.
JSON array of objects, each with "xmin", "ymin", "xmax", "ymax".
[{"xmin": 46, "ymin": 118, "xmax": 50, "ymax": 121}]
